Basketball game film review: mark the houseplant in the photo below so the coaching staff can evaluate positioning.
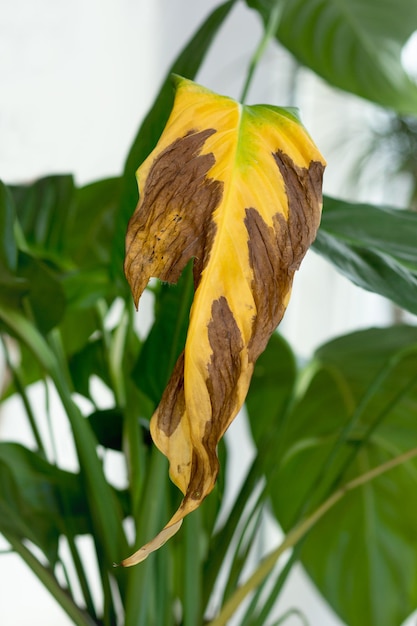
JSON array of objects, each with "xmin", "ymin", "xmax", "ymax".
[{"xmin": 1, "ymin": 1, "xmax": 417, "ymax": 624}]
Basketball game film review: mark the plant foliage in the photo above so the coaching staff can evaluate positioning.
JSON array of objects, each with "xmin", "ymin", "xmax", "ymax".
[{"xmin": 1, "ymin": 2, "xmax": 417, "ymax": 625}]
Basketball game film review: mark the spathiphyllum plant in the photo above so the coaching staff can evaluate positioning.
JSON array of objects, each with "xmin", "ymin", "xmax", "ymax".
[{"xmin": 2, "ymin": 2, "xmax": 417, "ymax": 626}]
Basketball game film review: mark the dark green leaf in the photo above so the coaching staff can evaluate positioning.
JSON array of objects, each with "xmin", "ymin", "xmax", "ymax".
[
  {"xmin": 68, "ymin": 337, "xmax": 111, "ymax": 398},
  {"xmin": 246, "ymin": 331, "xmax": 297, "ymax": 448},
  {"xmin": 11, "ymin": 175, "xmax": 75, "ymax": 266},
  {"xmin": 59, "ymin": 307, "xmax": 99, "ymax": 356},
  {"xmin": 0, "ymin": 180, "xmax": 17, "ymax": 272},
  {"xmin": 87, "ymin": 408, "xmax": 124, "ymax": 451},
  {"xmin": 269, "ymin": 326, "xmax": 417, "ymax": 626},
  {"xmin": 18, "ymin": 252, "xmax": 66, "ymax": 333},
  {"xmin": 132, "ymin": 264, "xmax": 194, "ymax": 404},
  {"xmin": 0, "ymin": 181, "xmax": 29, "ymax": 307},
  {"xmin": 69, "ymin": 177, "xmax": 121, "ymax": 270},
  {"xmin": 313, "ymin": 196, "xmax": 417, "ymax": 314},
  {"xmin": 247, "ymin": 0, "xmax": 417, "ymax": 113},
  {"xmin": 0, "ymin": 443, "xmax": 93, "ymax": 565},
  {"xmin": 62, "ymin": 267, "xmax": 117, "ymax": 310},
  {"xmin": 0, "ymin": 271, "xmax": 29, "ymax": 309}
]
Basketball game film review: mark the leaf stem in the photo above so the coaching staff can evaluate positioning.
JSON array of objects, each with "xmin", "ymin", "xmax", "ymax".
[
  {"xmin": 2, "ymin": 532, "xmax": 96, "ymax": 626},
  {"xmin": 208, "ymin": 445, "xmax": 417, "ymax": 626},
  {"xmin": 240, "ymin": 0, "xmax": 283, "ymax": 104},
  {"xmin": 0, "ymin": 304, "xmax": 128, "ymax": 572},
  {"xmin": 0, "ymin": 334, "xmax": 46, "ymax": 456}
]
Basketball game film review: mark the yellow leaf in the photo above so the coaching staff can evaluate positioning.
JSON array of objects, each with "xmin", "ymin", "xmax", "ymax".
[{"xmin": 122, "ymin": 76, "xmax": 325, "ymax": 565}]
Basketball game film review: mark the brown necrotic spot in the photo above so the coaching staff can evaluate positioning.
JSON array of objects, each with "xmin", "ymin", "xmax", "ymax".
[
  {"xmin": 205, "ymin": 297, "xmax": 244, "ymax": 457},
  {"xmin": 245, "ymin": 152, "xmax": 324, "ymax": 362},
  {"xmin": 273, "ymin": 150, "xmax": 324, "ymax": 267},
  {"xmin": 156, "ymin": 351, "xmax": 185, "ymax": 437},
  {"xmin": 125, "ymin": 129, "xmax": 224, "ymax": 304},
  {"xmin": 181, "ymin": 297, "xmax": 244, "ymax": 510}
]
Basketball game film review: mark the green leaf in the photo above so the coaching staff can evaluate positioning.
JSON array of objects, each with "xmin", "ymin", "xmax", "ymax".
[
  {"xmin": 87, "ymin": 408, "xmax": 124, "ymax": 451},
  {"xmin": 313, "ymin": 196, "xmax": 417, "ymax": 314},
  {"xmin": 0, "ymin": 180, "xmax": 17, "ymax": 272},
  {"xmin": 11, "ymin": 175, "xmax": 76, "ymax": 267},
  {"xmin": 68, "ymin": 337, "xmax": 110, "ymax": 398},
  {"xmin": 69, "ymin": 177, "xmax": 121, "ymax": 271},
  {"xmin": 113, "ymin": 0, "xmax": 238, "ymax": 291},
  {"xmin": 18, "ymin": 252, "xmax": 66, "ymax": 333},
  {"xmin": 247, "ymin": 0, "xmax": 417, "ymax": 113},
  {"xmin": 131, "ymin": 264, "xmax": 194, "ymax": 405},
  {"xmin": 0, "ymin": 181, "xmax": 29, "ymax": 307},
  {"xmin": 267, "ymin": 365, "xmax": 352, "ymax": 528},
  {"xmin": 11, "ymin": 175, "xmax": 121, "ymax": 278},
  {"xmin": 0, "ymin": 443, "xmax": 93, "ymax": 565},
  {"xmin": 246, "ymin": 331, "xmax": 297, "ymax": 448},
  {"xmin": 269, "ymin": 326, "xmax": 417, "ymax": 626}
]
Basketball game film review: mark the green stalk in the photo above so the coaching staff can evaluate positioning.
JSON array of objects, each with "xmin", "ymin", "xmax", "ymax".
[
  {"xmin": 65, "ymin": 534, "xmax": 98, "ymax": 621},
  {"xmin": 183, "ymin": 509, "xmax": 202, "ymax": 626},
  {"xmin": 334, "ymin": 369, "xmax": 417, "ymax": 488},
  {"xmin": 292, "ymin": 345, "xmax": 417, "ymax": 525},
  {"xmin": 0, "ymin": 305, "xmax": 128, "ymax": 578},
  {"xmin": 43, "ymin": 376, "xmax": 59, "ymax": 464},
  {"xmin": 240, "ymin": 0, "xmax": 284, "ymax": 104},
  {"xmin": 3, "ymin": 531, "xmax": 96, "ymax": 626},
  {"xmin": 124, "ymin": 447, "xmax": 168, "ymax": 626},
  {"xmin": 245, "ymin": 548, "xmax": 300, "ymax": 625},
  {"xmin": 203, "ymin": 458, "xmax": 263, "ymax": 605},
  {"xmin": 208, "ymin": 445, "xmax": 417, "ymax": 626},
  {"xmin": 0, "ymin": 334, "xmax": 46, "ymax": 456},
  {"xmin": 220, "ymin": 501, "xmax": 263, "ymax": 608}
]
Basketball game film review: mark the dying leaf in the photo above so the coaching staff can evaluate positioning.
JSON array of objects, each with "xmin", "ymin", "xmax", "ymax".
[{"xmin": 123, "ymin": 76, "xmax": 325, "ymax": 565}]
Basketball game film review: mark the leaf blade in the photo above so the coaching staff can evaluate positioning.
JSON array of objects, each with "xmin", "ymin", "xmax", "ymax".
[
  {"xmin": 314, "ymin": 195, "xmax": 417, "ymax": 313},
  {"xmin": 123, "ymin": 77, "xmax": 325, "ymax": 562}
]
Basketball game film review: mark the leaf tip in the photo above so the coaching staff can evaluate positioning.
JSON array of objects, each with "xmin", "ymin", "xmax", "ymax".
[{"xmin": 120, "ymin": 519, "xmax": 183, "ymax": 567}]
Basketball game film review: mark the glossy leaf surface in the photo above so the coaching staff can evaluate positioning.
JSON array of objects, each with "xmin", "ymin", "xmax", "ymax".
[
  {"xmin": 247, "ymin": 0, "xmax": 417, "ymax": 113},
  {"xmin": 314, "ymin": 196, "xmax": 417, "ymax": 314},
  {"xmin": 260, "ymin": 326, "xmax": 417, "ymax": 626}
]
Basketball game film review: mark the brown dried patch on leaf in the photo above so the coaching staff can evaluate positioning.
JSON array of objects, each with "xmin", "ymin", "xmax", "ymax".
[
  {"xmin": 124, "ymin": 128, "xmax": 223, "ymax": 305},
  {"xmin": 206, "ymin": 296, "xmax": 244, "ymax": 442},
  {"xmin": 246, "ymin": 154, "xmax": 325, "ymax": 362}
]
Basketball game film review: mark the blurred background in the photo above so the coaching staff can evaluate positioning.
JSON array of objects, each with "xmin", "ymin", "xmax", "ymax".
[{"xmin": 1, "ymin": 1, "xmax": 416, "ymax": 624}]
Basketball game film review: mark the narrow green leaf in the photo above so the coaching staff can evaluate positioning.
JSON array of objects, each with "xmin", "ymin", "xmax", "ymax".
[
  {"xmin": 87, "ymin": 408, "xmax": 124, "ymax": 450},
  {"xmin": 113, "ymin": 0, "xmax": 238, "ymax": 288},
  {"xmin": 183, "ymin": 510, "xmax": 203, "ymax": 626},
  {"xmin": 0, "ymin": 306, "xmax": 129, "ymax": 575},
  {"xmin": 132, "ymin": 263, "xmax": 194, "ymax": 404},
  {"xmin": 124, "ymin": 448, "xmax": 169, "ymax": 626},
  {"xmin": 0, "ymin": 180, "xmax": 17, "ymax": 272},
  {"xmin": 0, "ymin": 443, "xmax": 93, "ymax": 564},
  {"xmin": 2, "ymin": 530, "xmax": 96, "ymax": 626},
  {"xmin": 314, "ymin": 195, "xmax": 417, "ymax": 314}
]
